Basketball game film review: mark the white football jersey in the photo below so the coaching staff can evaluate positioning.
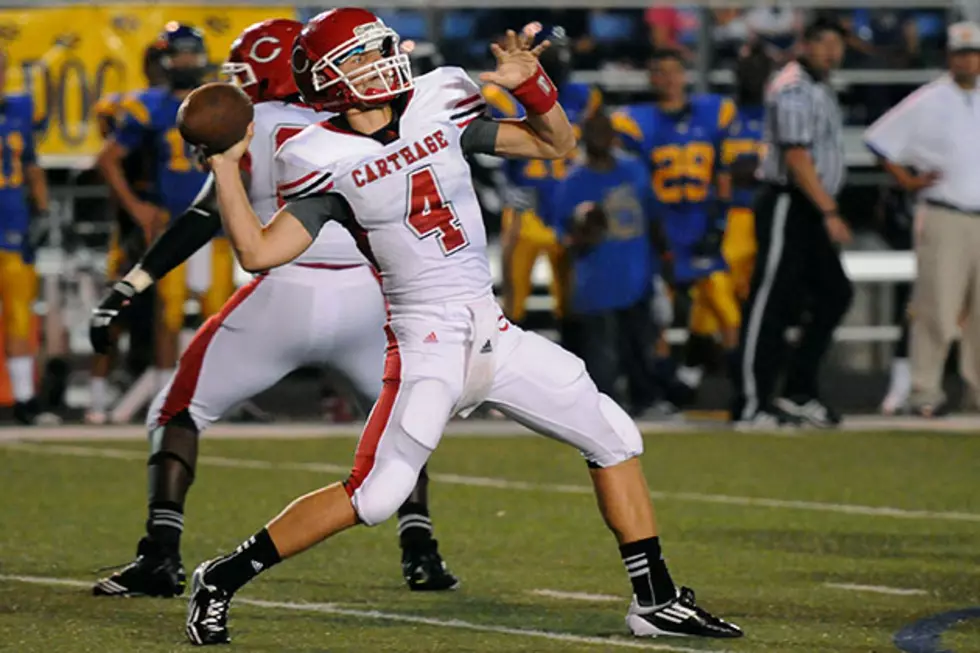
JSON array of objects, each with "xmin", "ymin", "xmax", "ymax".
[
  {"xmin": 249, "ymin": 101, "xmax": 365, "ymax": 266},
  {"xmin": 275, "ymin": 67, "xmax": 492, "ymax": 305}
]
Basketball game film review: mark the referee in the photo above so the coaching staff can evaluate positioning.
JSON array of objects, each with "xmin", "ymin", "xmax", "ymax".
[{"xmin": 732, "ymin": 16, "xmax": 854, "ymax": 429}]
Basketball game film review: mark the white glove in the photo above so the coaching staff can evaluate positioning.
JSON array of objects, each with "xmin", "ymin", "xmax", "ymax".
[{"xmin": 651, "ymin": 275, "xmax": 673, "ymax": 328}]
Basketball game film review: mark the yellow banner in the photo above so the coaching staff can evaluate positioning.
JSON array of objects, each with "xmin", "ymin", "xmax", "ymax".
[{"xmin": 0, "ymin": 5, "xmax": 292, "ymax": 165}]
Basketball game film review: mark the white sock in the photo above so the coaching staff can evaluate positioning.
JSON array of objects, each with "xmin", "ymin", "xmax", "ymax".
[
  {"xmin": 887, "ymin": 358, "xmax": 911, "ymax": 397},
  {"xmin": 7, "ymin": 356, "xmax": 35, "ymax": 402},
  {"xmin": 676, "ymin": 365, "xmax": 703, "ymax": 389},
  {"xmin": 156, "ymin": 368, "xmax": 176, "ymax": 393},
  {"xmin": 90, "ymin": 377, "xmax": 109, "ymax": 413}
]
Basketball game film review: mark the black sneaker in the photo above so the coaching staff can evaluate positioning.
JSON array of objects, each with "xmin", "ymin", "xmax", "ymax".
[
  {"xmin": 185, "ymin": 560, "xmax": 232, "ymax": 646},
  {"xmin": 626, "ymin": 587, "xmax": 743, "ymax": 638},
  {"xmin": 402, "ymin": 540, "xmax": 460, "ymax": 592},
  {"xmin": 93, "ymin": 537, "xmax": 186, "ymax": 597},
  {"xmin": 13, "ymin": 398, "xmax": 40, "ymax": 425},
  {"xmin": 774, "ymin": 396, "xmax": 842, "ymax": 428}
]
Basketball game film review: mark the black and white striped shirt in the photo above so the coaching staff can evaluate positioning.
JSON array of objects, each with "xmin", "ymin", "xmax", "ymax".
[{"xmin": 760, "ymin": 60, "xmax": 846, "ymax": 196}]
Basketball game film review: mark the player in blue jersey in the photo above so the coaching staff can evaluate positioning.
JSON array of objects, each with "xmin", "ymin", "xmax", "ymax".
[
  {"xmin": 97, "ymin": 23, "xmax": 211, "ymax": 392},
  {"xmin": 553, "ymin": 111, "xmax": 670, "ymax": 415},
  {"xmin": 722, "ymin": 44, "xmax": 770, "ymax": 302},
  {"xmin": 86, "ymin": 43, "xmax": 167, "ymax": 423},
  {"xmin": 674, "ymin": 45, "xmax": 772, "ymax": 403},
  {"xmin": 483, "ymin": 25, "xmax": 601, "ymax": 337},
  {"xmin": 613, "ymin": 48, "xmax": 739, "ymax": 407},
  {"xmin": 0, "ymin": 48, "xmax": 49, "ymax": 425}
]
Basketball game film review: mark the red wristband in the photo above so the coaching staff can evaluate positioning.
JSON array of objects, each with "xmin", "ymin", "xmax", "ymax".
[{"xmin": 512, "ymin": 64, "xmax": 559, "ymax": 115}]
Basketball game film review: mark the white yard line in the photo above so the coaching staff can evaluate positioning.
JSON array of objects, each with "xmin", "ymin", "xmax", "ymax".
[
  {"xmin": 823, "ymin": 582, "xmax": 928, "ymax": 596},
  {"xmin": 4, "ymin": 414, "xmax": 980, "ymax": 443},
  {"xmin": 0, "ymin": 574, "xmax": 721, "ymax": 652},
  {"xmin": 0, "ymin": 421, "xmax": 700, "ymax": 442},
  {"xmin": 531, "ymin": 589, "xmax": 623, "ymax": 602},
  {"xmin": 5, "ymin": 441, "xmax": 980, "ymax": 523}
]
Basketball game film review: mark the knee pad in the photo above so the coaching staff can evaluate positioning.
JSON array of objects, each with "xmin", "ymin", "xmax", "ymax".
[
  {"xmin": 351, "ymin": 455, "xmax": 426, "ymax": 527},
  {"xmin": 590, "ymin": 393, "xmax": 644, "ymax": 467},
  {"xmin": 348, "ymin": 415, "xmax": 434, "ymax": 527}
]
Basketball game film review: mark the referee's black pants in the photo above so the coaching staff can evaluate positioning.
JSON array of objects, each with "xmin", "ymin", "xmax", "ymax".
[{"xmin": 731, "ymin": 185, "xmax": 854, "ymax": 420}]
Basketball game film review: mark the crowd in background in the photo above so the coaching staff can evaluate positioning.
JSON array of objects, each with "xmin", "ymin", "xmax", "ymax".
[{"xmin": 366, "ymin": 5, "xmax": 952, "ymax": 70}]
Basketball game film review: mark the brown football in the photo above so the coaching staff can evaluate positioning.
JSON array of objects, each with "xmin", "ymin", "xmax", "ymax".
[{"xmin": 177, "ymin": 82, "xmax": 254, "ymax": 155}]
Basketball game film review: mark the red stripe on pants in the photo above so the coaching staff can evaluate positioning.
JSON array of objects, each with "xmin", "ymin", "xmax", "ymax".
[
  {"xmin": 345, "ymin": 322, "xmax": 401, "ymax": 496},
  {"xmin": 157, "ymin": 275, "xmax": 265, "ymax": 426}
]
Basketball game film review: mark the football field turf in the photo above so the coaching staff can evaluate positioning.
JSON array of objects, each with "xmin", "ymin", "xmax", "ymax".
[{"xmin": 1, "ymin": 426, "xmax": 979, "ymax": 652}]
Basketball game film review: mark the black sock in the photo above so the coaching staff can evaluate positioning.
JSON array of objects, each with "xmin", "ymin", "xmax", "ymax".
[
  {"xmin": 147, "ymin": 501, "xmax": 184, "ymax": 554},
  {"xmin": 397, "ymin": 502, "xmax": 434, "ymax": 549},
  {"xmin": 684, "ymin": 333, "xmax": 715, "ymax": 370},
  {"xmin": 205, "ymin": 528, "xmax": 282, "ymax": 594},
  {"xmin": 620, "ymin": 537, "xmax": 676, "ymax": 608},
  {"xmin": 724, "ymin": 348, "xmax": 739, "ymax": 377}
]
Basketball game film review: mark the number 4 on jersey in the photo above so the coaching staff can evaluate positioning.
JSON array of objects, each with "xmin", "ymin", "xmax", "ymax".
[{"xmin": 405, "ymin": 167, "xmax": 469, "ymax": 255}]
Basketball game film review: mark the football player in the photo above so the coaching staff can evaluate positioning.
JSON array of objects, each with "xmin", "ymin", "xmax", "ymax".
[
  {"xmin": 483, "ymin": 25, "xmax": 600, "ymax": 335},
  {"xmin": 92, "ymin": 18, "xmax": 458, "ymax": 599},
  {"xmin": 96, "ymin": 22, "xmax": 210, "ymax": 393},
  {"xmin": 184, "ymin": 9, "xmax": 741, "ymax": 645},
  {"xmin": 662, "ymin": 45, "xmax": 772, "ymax": 405},
  {"xmin": 0, "ymin": 47, "xmax": 49, "ymax": 425},
  {"xmin": 722, "ymin": 44, "xmax": 770, "ymax": 301},
  {"xmin": 613, "ymin": 48, "xmax": 739, "ymax": 407},
  {"xmin": 87, "ymin": 43, "xmax": 167, "ymax": 423}
]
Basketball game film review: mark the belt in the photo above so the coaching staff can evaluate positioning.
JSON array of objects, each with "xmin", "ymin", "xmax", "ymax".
[
  {"xmin": 295, "ymin": 263, "xmax": 366, "ymax": 270},
  {"xmin": 925, "ymin": 199, "xmax": 980, "ymax": 217}
]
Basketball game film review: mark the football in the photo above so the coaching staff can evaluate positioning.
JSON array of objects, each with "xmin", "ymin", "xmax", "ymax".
[
  {"xmin": 570, "ymin": 201, "xmax": 608, "ymax": 248},
  {"xmin": 177, "ymin": 82, "xmax": 254, "ymax": 155}
]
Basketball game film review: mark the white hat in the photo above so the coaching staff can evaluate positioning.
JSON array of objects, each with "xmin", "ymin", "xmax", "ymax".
[{"xmin": 949, "ymin": 21, "xmax": 980, "ymax": 52}]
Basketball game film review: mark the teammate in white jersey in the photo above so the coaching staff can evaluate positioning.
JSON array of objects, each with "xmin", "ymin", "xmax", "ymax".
[
  {"xmin": 91, "ymin": 18, "xmax": 458, "ymax": 599},
  {"xmin": 185, "ymin": 9, "xmax": 742, "ymax": 645}
]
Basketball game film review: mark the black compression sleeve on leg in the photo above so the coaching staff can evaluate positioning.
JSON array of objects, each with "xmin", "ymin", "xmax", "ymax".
[
  {"xmin": 146, "ymin": 416, "xmax": 200, "ymax": 553},
  {"xmin": 397, "ymin": 466, "xmax": 433, "ymax": 547}
]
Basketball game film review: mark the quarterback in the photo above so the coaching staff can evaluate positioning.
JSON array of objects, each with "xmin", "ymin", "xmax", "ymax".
[{"xmin": 185, "ymin": 9, "xmax": 742, "ymax": 646}]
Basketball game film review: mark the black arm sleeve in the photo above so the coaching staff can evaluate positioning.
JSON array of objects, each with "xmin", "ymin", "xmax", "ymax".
[
  {"xmin": 139, "ymin": 174, "xmax": 224, "ymax": 280},
  {"xmin": 460, "ymin": 116, "xmax": 501, "ymax": 156},
  {"xmin": 285, "ymin": 193, "xmax": 352, "ymax": 239}
]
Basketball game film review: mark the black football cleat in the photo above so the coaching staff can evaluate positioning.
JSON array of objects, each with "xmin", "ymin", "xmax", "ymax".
[
  {"xmin": 402, "ymin": 540, "xmax": 460, "ymax": 592},
  {"xmin": 186, "ymin": 560, "xmax": 232, "ymax": 646},
  {"xmin": 626, "ymin": 587, "xmax": 743, "ymax": 638},
  {"xmin": 93, "ymin": 537, "xmax": 185, "ymax": 597}
]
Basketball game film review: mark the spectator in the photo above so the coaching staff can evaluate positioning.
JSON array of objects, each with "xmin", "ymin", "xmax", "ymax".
[
  {"xmin": 645, "ymin": 4, "xmax": 696, "ymax": 60},
  {"xmin": 863, "ymin": 22, "xmax": 980, "ymax": 416},
  {"xmin": 874, "ymin": 183, "xmax": 915, "ymax": 414},
  {"xmin": 553, "ymin": 112, "xmax": 666, "ymax": 416},
  {"xmin": 744, "ymin": 2, "xmax": 803, "ymax": 62},
  {"xmin": 713, "ymin": 9, "xmax": 752, "ymax": 61}
]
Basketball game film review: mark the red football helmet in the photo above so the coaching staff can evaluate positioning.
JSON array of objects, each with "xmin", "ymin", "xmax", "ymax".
[
  {"xmin": 222, "ymin": 18, "xmax": 303, "ymax": 103},
  {"xmin": 291, "ymin": 8, "xmax": 413, "ymax": 112}
]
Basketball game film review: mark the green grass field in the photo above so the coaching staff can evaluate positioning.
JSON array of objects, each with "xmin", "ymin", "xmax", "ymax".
[{"xmin": 1, "ymin": 428, "xmax": 979, "ymax": 652}]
